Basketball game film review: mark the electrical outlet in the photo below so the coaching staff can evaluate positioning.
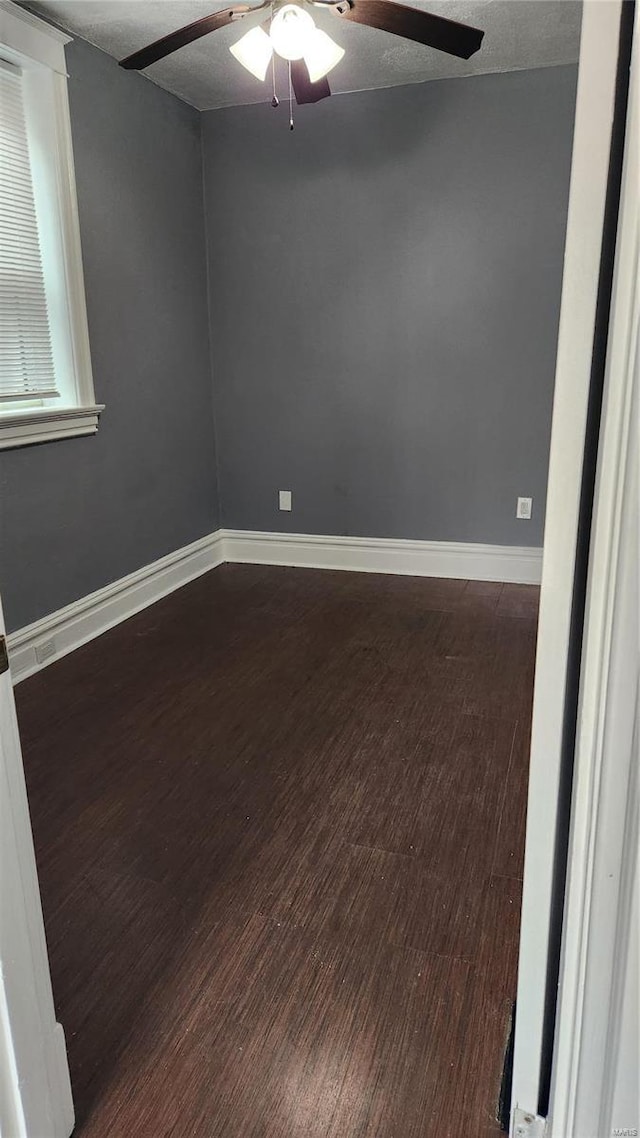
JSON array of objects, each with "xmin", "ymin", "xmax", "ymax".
[
  {"xmin": 34, "ymin": 638, "xmax": 56, "ymax": 664},
  {"xmin": 279, "ymin": 490, "xmax": 292, "ymax": 512},
  {"xmin": 516, "ymin": 496, "xmax": 533, "ymax": 520}
]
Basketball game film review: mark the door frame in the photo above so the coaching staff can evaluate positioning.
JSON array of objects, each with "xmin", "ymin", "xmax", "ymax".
[
  {"xmin": 511, "ymin": 0, "xmax": 637, "ymax": 1130},
  {"xmin": 0, "ymin": 594, "xmax": 73, "ymax": 1136},
  {"xmin": 0, "ymin": 3, "xmax": 635, "ymax": 1134},
  {"xmin": 547, "ymin": 3, "xmax": 638, "ymax": 1130}
]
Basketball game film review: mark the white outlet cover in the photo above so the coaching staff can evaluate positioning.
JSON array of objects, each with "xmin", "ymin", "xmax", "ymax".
[
  {"xmin": 278, "ymin": 490, "xmax": 292, "ymax": 512},
  {"xmin": 34, "ymin": 639, "xmax": 56, "ymax": 664},
  {"xmin": 517, "ymin": 496, "xmax": 533, "ymax": 520}
]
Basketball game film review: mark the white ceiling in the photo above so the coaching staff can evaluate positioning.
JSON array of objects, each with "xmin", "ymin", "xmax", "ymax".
[{"xmin": 24, "ymin": 0, "xmax": 582, "ymax": 110}]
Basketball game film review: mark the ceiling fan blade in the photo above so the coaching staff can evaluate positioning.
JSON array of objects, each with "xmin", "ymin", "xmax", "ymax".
[
  {"xmin": 290, "ymin": 60, "xmax": 332, "ymax": 104},
  {"xmin": 333, "ymin": 0, "xmax": 484, "ymax": 60},
  {"xmin": 120, "ymin": 5, "xmax": 256, "ymax": 70}
]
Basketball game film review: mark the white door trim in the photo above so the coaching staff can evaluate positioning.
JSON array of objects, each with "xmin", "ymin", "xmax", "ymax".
[
  {"xmin": 0, "ymin": 595, "xmax": 74, "ymax": 1137},
  {"xmin": 511, "ymin": 0, "xmax": 626, "ymax": 1121},
  {"xmin": 548, "ymin": 6, "xmax": 639, "ymax": 1130}
]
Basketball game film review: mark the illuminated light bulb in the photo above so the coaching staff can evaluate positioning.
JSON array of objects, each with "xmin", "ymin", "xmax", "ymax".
[
  {"xmin": 303, "ymin": 27, "xmax": 345, "ymax": 82},
  {"xmin": 229, "ymin": 26, "xmax": 274, "ymax": 81},
  {"xmin": 270, "ymin": 4, "xmax": 316, "ymax": 62}
]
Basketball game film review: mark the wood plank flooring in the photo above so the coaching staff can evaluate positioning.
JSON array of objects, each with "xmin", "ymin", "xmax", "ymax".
[{"xmin": 16, "ymin": 565, "xmax": 538, "ymax": 1138}]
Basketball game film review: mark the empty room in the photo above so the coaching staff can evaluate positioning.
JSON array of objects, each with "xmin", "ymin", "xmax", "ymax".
[{"xmin": 1, "ymin": 2, "xmax": 638, "ymax": 1137}]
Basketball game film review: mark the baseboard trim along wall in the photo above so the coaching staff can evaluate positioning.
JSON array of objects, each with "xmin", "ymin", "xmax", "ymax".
[
  {"xmin": 8, "ymin": 532, "xmax": 225, "ymax": 683},
  {"xmin": 8, "ymin": 528, "xmax": 542, "ymax": 683},
  {"xmin": 221, "ymin": 529, "xmax": 543, "ymax": 585}
]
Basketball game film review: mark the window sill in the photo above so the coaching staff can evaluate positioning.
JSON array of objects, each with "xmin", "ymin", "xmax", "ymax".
[{"xmin": 0, "ymin": 404, "xmax": 104, "ymax": 450}]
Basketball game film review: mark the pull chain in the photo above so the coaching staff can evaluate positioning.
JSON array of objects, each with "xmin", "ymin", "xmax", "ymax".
[
  {"xmin": 288, "ymin": 60, "xmax": 294, "ymax": 130},
  {"xmin": 271, "ymin": 53, "xmax": 279, "ymax": 108},
  {"xmin": 269, "ymin": 4, "xmax": 279, "ymax": 109}
]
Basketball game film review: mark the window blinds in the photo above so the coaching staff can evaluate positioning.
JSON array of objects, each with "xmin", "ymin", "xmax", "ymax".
[{"xmin": 0, "ymin": 59, "xmax": 58, "ymax": 403}]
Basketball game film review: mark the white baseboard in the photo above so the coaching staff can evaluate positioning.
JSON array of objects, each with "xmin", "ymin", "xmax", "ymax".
[
  {"xmin": 8, "ymin": 531, "xmax": 224, "ymax": 683},
  {"xmin": 221, "ymin": 529, "xmax": 543, "ymax": 586},
  {"xmin": 8, "ymin": 528, "xmax": 542, "ymax": 684}
]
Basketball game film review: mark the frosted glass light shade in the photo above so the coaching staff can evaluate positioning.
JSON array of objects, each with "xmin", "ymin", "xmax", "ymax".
[
  {"xmin": 269, "ymin": 4, "xmax": 315, "ymax": 61},
  {"xmin": 303, "ymin": 27, "xmax": 345, "ymax": 81},
  {"xmin": 230, "ymin": 26, "xmax": 274, "ymax": 80}
]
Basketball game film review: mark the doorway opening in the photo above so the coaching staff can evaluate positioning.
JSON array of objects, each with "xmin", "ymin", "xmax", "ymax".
[{"xmin": 2, "ymin": 2, "xmax": 632, "ymax": 1136}]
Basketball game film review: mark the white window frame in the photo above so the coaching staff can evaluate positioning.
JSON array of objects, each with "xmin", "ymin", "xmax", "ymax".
[{"xmin": 0, "ymin": 1, "xmax": 103, "ymax": 449}]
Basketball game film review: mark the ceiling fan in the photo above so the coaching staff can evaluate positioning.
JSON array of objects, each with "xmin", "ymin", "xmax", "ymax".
[{"xmin": 120, "ymin": 1, "xmax": 484, "ymax": 121}]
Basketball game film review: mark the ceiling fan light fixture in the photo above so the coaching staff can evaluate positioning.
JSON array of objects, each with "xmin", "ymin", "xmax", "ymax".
[
  {"xmin": 303, "ymin": 27, "xmax": 345, "ymax": 82},
  {"xmin": 269, "ymin": 4, "xmax": 316, "ymax": 62},
  {"xmin": 230, "ymin": 26, "xmax": 274, "ymax": 81}
]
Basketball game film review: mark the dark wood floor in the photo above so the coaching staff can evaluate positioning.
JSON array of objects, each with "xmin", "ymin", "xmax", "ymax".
[{"xmin": 17, "ymin": 565, "xmax": 538, "ymax": 1138}]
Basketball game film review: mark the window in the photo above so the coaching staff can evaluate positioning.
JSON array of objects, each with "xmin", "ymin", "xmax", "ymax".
[{"xmin": 0, "ymin": 2, "xmax": 102, "ymax": 448}]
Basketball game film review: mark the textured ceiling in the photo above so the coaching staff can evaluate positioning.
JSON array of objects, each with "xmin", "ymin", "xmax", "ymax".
[{"xmin": 24, "ymin": 0, "xmax": 582, "ymax": 110}]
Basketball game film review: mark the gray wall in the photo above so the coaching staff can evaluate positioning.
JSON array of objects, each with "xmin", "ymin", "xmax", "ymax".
[
  {"xmin": 0, "ymin": 38, "xmax": 219, "ymax": 632},
  {"xmin": 202, "ymin": 65, "xmax": 577, "ymax": 546},
  {"xmin": 1, "ymin": 56, "xmax": 578, "ymax": 632}
]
